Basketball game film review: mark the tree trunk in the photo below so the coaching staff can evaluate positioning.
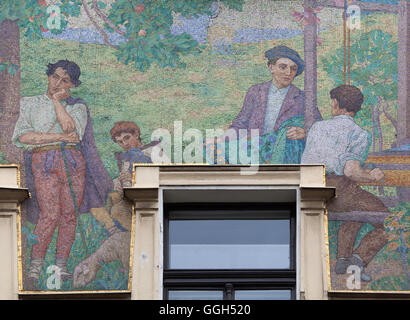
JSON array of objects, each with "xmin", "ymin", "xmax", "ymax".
[
  {"xmin": 303, "ymin": 0, "xmax": 318, "ymax": 132},
  {"xmin": 0, "ymin": 19, "xmax": 22, "ymax": 166},
  {"xmin": 371, "ymin": 104, "xmax": 376, "ymax": 153},
  {"xmin": 397, "ymin": 0, "xmax": 410, "ymax": 147},
  {"xmin": 0, "ymin": 18, "xmax": 26, "ymax": 288},
  {"xmin": 376, "ymin": 97, "xmax": 383, "ymax": 152}
]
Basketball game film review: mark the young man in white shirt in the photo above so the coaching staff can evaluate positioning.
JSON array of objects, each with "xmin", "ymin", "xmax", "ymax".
[{"xmin": 302, "ymin": 85, "xmax": 389, "ymax": 282}]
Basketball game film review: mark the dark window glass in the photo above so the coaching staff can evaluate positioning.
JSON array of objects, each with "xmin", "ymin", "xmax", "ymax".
[
  {"xmin": 235, "ymin": 289, "xmax": 291, "ymax": 300},
  {"xmin": 169, "ymin": 219, "xmax": 290, "ymax": 269},
  {"xmin": 164, "ymin": 204, "xmax": 296, "ymax": 300},
  {"xmin": 168, "ymin": 290, "xmax": 223, "ymax": 300}
]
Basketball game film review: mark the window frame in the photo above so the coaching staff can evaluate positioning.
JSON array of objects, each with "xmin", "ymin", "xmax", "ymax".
[{"xmin": 163, "ymin": 203, "xmax": 296, "ymax": 300}]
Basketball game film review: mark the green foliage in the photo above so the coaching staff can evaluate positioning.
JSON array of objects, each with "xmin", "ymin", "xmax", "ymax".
[
  {"xmin": 0, "ymin": 0, "xmax": 75, "ymax": 40},
  {"xmin": 0, "ymin": 61, "xmax": 18, "ymax": 76},
  {"xmin": 0, "ymin": 152, "xmax": 10, "ymax": 164},
  {"xmin": 59, "ymin": 0, "xmax": 82, "ymax": 19},
  {"xmin": 384, "ymin": 203, "xmax": 410, "ymax": 253},
  {"xmin": 107, "ymin": 0, "xmax": 244, "ymax": 71},
  {"xmin": 114, "ymin": 31, "xmax": 200, "ymax": 72},
  {"xmin": 1, "ymin": 0, "xmax": 244, "ymax": 73},
  {"xmin": 322, "ymin": 29, "xmax": 398, "ymax": 134},
  {"xmin": 93, "ymin": 261, "xmax": 129, "ymax": 290},
  {"xmin": 327, "ymin": 221, "xmax": 344, "ymax": 260},
  {"xmin": 370, "ymin": 275, "xmax": 409, "ymax": 291}
]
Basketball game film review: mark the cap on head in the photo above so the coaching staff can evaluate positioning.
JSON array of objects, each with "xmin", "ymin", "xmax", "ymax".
[{"xmin": 265, "ymin": 46, "xmax": 304, "ymax": 76}]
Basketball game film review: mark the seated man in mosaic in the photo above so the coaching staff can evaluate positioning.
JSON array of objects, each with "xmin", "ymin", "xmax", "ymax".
[{"xmin": 301, "ymin": 84, "xmax": 389, "ymax": 282}]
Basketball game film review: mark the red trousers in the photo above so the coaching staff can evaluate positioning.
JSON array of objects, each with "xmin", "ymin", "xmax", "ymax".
[{"xmin": 31, "ymin": 148, "xmax": 86, "ymax": 260}]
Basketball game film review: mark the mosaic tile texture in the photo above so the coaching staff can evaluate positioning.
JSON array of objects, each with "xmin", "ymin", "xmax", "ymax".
[{"xmin": 0, "ymin": 0, "xmax": 408, "ymax": 293}]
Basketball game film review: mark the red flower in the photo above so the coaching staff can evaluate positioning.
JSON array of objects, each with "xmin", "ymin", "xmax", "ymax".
[
  {"xmin": 41, "ymin": 26, "xmax": 49, "ymax": 32},
  {"xmin": 138, "ymin": 29, "xmax": 147, "ymax": 37},
  {"xmin": 303, "ymin": 8, "xmax": 321, "ymax": 25},
  {"xmin": 135, "ymin": 4, "xmax": 145, "ymax": 14},
  {"xmin": 38, "ymin": 0, "xmax": 47, "ymax": 7},
  {"xmin": 290, "ymin": 8, "xmax": 304, "ymax": 22}
]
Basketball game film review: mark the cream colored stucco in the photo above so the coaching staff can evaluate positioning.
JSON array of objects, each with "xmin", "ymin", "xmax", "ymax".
[{"xmin": 0, "ymin": 166, "xmax": 22, "ymax": 300}]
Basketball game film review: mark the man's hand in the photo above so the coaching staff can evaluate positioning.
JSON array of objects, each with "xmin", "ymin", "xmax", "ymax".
[
  {"xmin": 60, "ymin": 131, "xmax": 80, "ymax": 144},
  {"xmin": 52, "ymin": 90, "xmax": 76, "ymax": 133},
  {"xmin": 52, "ymin": 88, "xmax": 71, "ymax": 101},
  {"xmin": 119, "ymin": 170, "xmax": 132, "ymax": 186},
  {"xmin": 286, "ymin": 127, "xmax": 305, "ymax": 140},
  {"xmin": 344, "ymin": 160, "xmax": 385, "ymax": 183},
  {"xmin": 369, "ymin": 168, "xmax": 385, "ymax": 182},
  {"xmin": 58, "ymin": 116, "xmax": 76, "ymax": 133}
]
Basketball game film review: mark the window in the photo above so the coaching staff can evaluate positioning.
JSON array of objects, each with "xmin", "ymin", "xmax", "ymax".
[{"xmin": 163, "ymin": 203, "xmax": 296, "ymax": 300}]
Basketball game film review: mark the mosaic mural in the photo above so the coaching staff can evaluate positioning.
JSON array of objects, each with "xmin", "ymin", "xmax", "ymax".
[{"xmin": 0, "ymin": 0, "xmax": 408, "ymax": 293}]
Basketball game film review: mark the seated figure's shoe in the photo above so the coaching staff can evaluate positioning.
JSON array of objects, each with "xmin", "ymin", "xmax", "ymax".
[
  {"xmin": 360, "ymin": 272, "xmax": 372, "ymax": 282},
  {"xmin": 350, "ymin": 254, "xmax": 372, "ymax": 282},
  {"xmin": 335, "ymin": 257, "xmax": 351, "ymax": 274},
  {"xmin": 335, "ymin": 254, "xmax": 372, "ymax": 282}
]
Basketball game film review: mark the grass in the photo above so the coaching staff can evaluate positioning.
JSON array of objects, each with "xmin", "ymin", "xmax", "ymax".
[{"xmin": 23, "ymin": 214, "xmax": 129, "ymax": 291}]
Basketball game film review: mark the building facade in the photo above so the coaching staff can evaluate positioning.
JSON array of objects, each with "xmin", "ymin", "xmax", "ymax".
[{"xmin": 0, "ymin": 0, "xmax": 409, "ymax": 300}]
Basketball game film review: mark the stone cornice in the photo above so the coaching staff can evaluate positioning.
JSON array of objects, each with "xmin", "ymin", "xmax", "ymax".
[
  {"xmin": 0, "ymin": 187, "xmax": 29, "ymax": 203},
  {"xmin": 123, "ymin": 187, "xmax": 158, "ymax": 202},
  {"xmin": 300, "ymin": 187, "xmax": 336, "ymax": 202}
]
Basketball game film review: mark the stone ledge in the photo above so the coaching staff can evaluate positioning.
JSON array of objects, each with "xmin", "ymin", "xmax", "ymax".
[
  {"xmin": 123, "ymin": 187, "xmax": 158, "ymax": 202},
  {"xmin": 0, "ymin": 187, "xmax": 29, "ymax": 202},
  {"xmin": 300, "ymin": 187, "xmax": 336, "ymax": 202}
]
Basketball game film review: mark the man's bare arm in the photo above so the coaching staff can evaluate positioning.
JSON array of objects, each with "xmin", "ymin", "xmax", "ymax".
[
  {"xmin": 344, "ymin": 160, "xmax": 384, "ymax": 182},
  {"xmin": 18, "ymin": 131, "xmax": 79, "ymax": 145},
  {"xmin": 52, "ymin": 89, "xmax": 76, "ymax": 133}
]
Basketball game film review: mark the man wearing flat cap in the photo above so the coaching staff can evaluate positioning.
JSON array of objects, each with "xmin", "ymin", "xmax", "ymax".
[{"xmin": 229, "ymin": 45, "xmax": 322, "ymax": 163}]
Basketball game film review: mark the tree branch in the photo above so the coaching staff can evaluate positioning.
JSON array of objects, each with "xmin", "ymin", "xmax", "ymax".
[
  {"xmin": 81, "ymin": 0, "xmax": 116, "ymax": 49},
  {"xmin": 92, "ymin": 0, "xmax": 126, "ymax": 37},
  {"xmin": 382, "ymin": 100, "xmax": 398, "ymax": 130},
  {"xmin": 371, "ymin": 103, "xmax": 376, "ymax": 153},
  {"xmin": 376, "ymin": 96, "xmax": 384, "ymax": 151}
]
